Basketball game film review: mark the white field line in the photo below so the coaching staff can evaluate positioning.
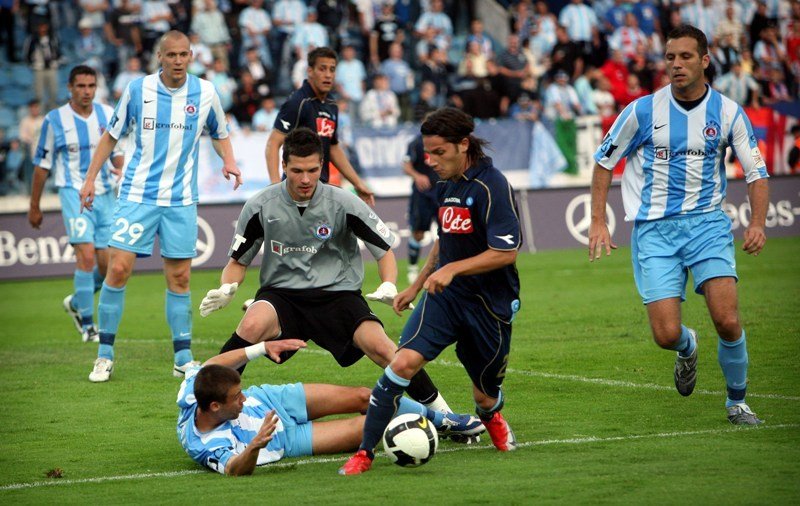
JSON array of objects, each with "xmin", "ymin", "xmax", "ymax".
[
  {"xmin": 2, "ymin": 423, "xmax": 797, "ymax": 492},
  {"xmin": 120, "ymin": 341, "xmax": 800, "ymax": 402}
]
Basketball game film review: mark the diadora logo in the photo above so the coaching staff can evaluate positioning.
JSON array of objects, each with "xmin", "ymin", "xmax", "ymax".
[
  {"xmin": 316, "ymin": 117, "xmax": 336, "ymax": 138},
  {"xmin": 270, "ymin": 240, "xmax": 318, "ymax": 256},
  {"xmin": 439, "ymin": 206, "xmax": 473, "ymax": 234},
  {"xmin": 443, "ymin": 197, "xmax": 461, "ymax": 204}
]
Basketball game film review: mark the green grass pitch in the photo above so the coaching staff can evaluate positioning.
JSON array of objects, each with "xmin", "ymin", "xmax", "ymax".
[{"xmin": 0, "ymin": 238, "xmax": 798, "ymax": 504}]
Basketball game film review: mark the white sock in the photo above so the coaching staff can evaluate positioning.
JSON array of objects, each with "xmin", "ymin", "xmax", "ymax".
[{"xmin": 424, "ymin": 392, "xmax": 452, "ymax": 414}]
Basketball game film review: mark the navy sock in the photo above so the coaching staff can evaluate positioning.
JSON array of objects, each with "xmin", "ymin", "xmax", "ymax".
[
  {"xmin": 408, "ymin": 237, "xmax": 421, "ymax": 265},
  {"xmin": 360, "ymin": 367, "xmax": 410, "ymax": 455}
]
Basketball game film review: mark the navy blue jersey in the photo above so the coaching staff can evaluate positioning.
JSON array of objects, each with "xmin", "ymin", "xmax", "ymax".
[
  {"xmin": 274, "ymin": 79, "xmax": 339, "ymax": 183},
  {"xmin": 436, "ymin": 157, "xmax": 521, "ymax": 321},
  {"xmin": 405, "ymin": 135, "xmax": 440, "ymax": 198}
]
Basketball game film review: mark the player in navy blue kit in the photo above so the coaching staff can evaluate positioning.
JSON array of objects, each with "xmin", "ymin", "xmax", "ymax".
[
  {"xmin": 403, "ymin": 132, "xmax": 441, "ymax": 284},
  {"xmin": 340, "ymin": 108, "xmax": 522, "ymax": 475}
]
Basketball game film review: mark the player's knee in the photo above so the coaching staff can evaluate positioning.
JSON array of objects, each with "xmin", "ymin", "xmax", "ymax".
[
  {"xmin": 168, "ymin": 271, "xmax": 191, "ymax": 291},
  {"xmin": 105, "ymin": 261, "xmax": 131, "ymax": 285},
  {"xmin": 390, "ymin": 352, "xmax": 423, "ymax": 380},
  {"xmin": 652, "ymin": 325, "xmax": 682, "ymax": 349},
  {"xmin": 713, "ymin": 314, "xmax": 741, "ymax": 340},
  {"xmin": 236, "ymin": 315, "xmax": 273, "ymax": 341}
]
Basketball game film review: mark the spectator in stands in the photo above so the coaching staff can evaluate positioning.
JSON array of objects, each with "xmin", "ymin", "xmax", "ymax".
[
  {"xmin": 633, "ymin": 0, "xmax": 660, "ymax": 37},
  {"xmin": 748, "ymin": 2, "xmax": 772, "ymax": 53},
  {"xmin": 232, "ymin": 70, "xmax": 265, "ymax": 124},
  {"xmin": 498, "ymin": 33, "xmax": 531, "ymax": 107},
  {"xmin": 207, "ymin": 57, "xmax": 237, "ymax": 111},
  {"xmin": 715, "ymin": 4, "xmax": 745, "ymax": 52},
  {"xmin": 314, "ymin": 0, "xmax": 347, "ymax": 48},
  {"xmin": 788, "ymin": 125, "xmax": 800, "ymax": 174},
  {"xmin": 24, "ymin": 0, "xmax": 52, "ymax": 32},
  {"xmin": 141, "ymin": 0, "xmax": 173, "ymax": 57},
  {"xmin": 713, "ymin": 32, "xmax": 742, "ymax": 76},
  {"xmin": 419, "ymin": 45, "xmax": 453, "ymax": 108},
  {"xmin": 360, "ymin": 74, "xmax": 400, "ymax": 129},
  {"xmin": 370, "ymin": 0, "xmax": 403, "ymax": 66},
  {"xmin": 380, "ymin": 42, "xmax": 414, "ymax": 122},
  {"xmin": 18, "ymin": 99, "xmax": 43, "ymax": 194},
  {"xmin": 609, "ymin": 12, "xmax": 648, "ymax": 63},
  {"xmin": 558, "ymin": 0, "xmax": 598, "ymax": 56},
  {"xmin": 3, "ymin": 138, "xmax": 24, "ymax": 194},
  {"xmin": 240, "ymin": 46, "xmax": 271, "ymax": 96},
  {"xmin": 292, "ymin": 8, "xmax": 328, "ymax": 60},
  {"xmin": 617, "ymin": 73, "xmax": 648, "ymax": 107},
  {"xmin": 459, "ymin": 40, "xmax": 489, "ymax": 79},
  {"xmin": 76, "ymin": 17, "xmax": 106, "ymax": 72},
  {"xmin": 79, "ymin": 0, "xmax": 109, "ymax": 32},
  {"xmin": 544, "ymin": 70, "xmax": 581, "ymax": 121},
  {"xmin": 763, "ymin": 67, "xmax": 791, "ymax": 104},
  {"xmin": 600, "ymin": 49, "xmax": 628, "ymax": 104},
  {"xmin": 413, "ymin": 80, "xmax": 437, "ymax": 122},
  {"xmin": 189, "ymin": 31, "xmax": 214, "ymax": 75},
  {"xmin": 550, "ymin": 25, "xmax": 583, "ymax": 81},
  {"xmin": 0, "ymin": 0, "xmax": 19, "ymax": 62},
  {"xmin": 603, "ymin": 0, "xmax": 629, "ymax": 35},
  {"xmin": 530, "ymin": 1, "xmax": 557, "ymax": 56},
  {"xmin": 113, "ymin": 56, "xmax": 146, "ymax": 100},
  {"xmin": 252, "ymin": 95, "xmax": 278, "ymax": 132},
  {"xmin": 23, "ymin": 22, "xmax": 60, "ymax": 111},
  {"xmin": 466, "ymin": 19, "xmax": 493, "ymax": 59},
  {"xmin": 191, "ymin": 0, "xmax": 231, "ymax": 70},
  {"xmin": 713, "ymin": 60, "xmax": 761, "ymax": 107},
  {"xmin": 573, "ymin": 67, "xmax": 598, "ymax": 116},
  {"xmin": 753, "ymin": 26, "xmax": 787, "ymax": 73},
  {"xmin": 239, "ymin": 0, "xmax": 272, "ymax": 69},
  {"xmin": 335, "ymin": 44, "xmax": 366, "ymax": 114},
  {"xmin": 592, "ymin": 75, "xmax": 617, "ymax": 119},
  {"xmin": 414, "ymin": 0, "xmax": 452, "ymax": 52},
  {"xmin": 105, "ymin": 0, "xmax": 143, "ymax": 67},
  {"xmin": 508, "ymin": 92, "xmax": 540, "ymax": 122},
  {"xmin": 271, "ymin": 0, "xmax": 306, "ymax": 79}
]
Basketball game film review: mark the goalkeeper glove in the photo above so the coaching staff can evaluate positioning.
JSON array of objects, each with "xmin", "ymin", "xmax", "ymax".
[
  {"xmin": 366, "ymin": 281, "xmax": 414, "ymax": 309},
  {"xmin": 199, "ymin": 282, "xmax": 238, "ymax": 317}
]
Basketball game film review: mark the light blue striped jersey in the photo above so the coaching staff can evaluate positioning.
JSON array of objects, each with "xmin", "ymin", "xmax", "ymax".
[
  {"xmin": 558, "ymin": 3, "xmax": 598, "ymax": 42},
  {"xmin": 108, "ymin": 72, "xmax": 228, "ymax": 206},
  {"xmin": 176, "ymin": 366, "xmax": 290, "ymax": 475},
  {"xmin": 594, "ymin": 85, "xmax": 768, "ymax": 222},
  {"xmin": 33, "ymin": 102, "xmax": 117, "ymax": 195}
]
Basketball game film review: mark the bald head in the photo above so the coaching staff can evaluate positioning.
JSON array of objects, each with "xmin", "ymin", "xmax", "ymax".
[{"xmin": 158, "ymin": 30, "xmax": 190, "ymax": 53}]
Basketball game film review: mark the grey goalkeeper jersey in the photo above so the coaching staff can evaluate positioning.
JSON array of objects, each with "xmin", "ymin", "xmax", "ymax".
[{"xmin": 228, "ymin": 181, "xmax": 395, "ymax": 291}]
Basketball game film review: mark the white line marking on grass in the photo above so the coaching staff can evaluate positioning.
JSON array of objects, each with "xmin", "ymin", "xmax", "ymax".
[
  {"xmin": 117, "ymin": 343, "xmax": 800, "ymax": 401},
  {"xmin": 2, "ymin": 424, "xmax": 796, "ymax": 491}
]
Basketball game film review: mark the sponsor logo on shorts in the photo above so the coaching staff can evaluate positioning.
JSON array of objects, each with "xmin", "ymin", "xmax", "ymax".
[
  {"xmin": 270, "ymin": 240, "xmax": 318, "ymax": 256},
  {"xmin": 439, "ymin": 206, "xmax": 473, "ymax": 234}
]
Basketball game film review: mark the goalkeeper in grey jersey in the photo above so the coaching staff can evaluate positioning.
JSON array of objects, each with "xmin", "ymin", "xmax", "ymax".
[{"xmin": 200, "ymin": 128, "xmax": 483, "ymax": 435}]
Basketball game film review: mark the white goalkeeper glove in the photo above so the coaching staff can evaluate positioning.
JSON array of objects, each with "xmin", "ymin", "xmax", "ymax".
[
  {"xmin": 199, "ymin": 282, "xmax": 238, "ymax": 317},
  {"xmin": 366, "ymin": 281, "xmax": 414, "ymax": 309}
]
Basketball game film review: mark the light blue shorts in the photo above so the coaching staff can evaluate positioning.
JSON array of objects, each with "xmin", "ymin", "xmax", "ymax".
[
  {"xmin": 246, "ymin": 382, "xmax": 313, "ymax": 458},
  {"xmin": 631, "ymin": 210, "xmax": 738, "ymax": 304},
  {"xmin": 59, "ymin": 187, "xmax": 114, "ymax": 247},
  {"xmin": 108, "ymin": 200, "xmax": 197, "ymax": 258}
]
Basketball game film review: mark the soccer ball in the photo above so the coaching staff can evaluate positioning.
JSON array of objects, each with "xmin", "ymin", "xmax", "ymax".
[{"xmin": 382, "ymin": 413, "xmax": 438, "ymax": 467}]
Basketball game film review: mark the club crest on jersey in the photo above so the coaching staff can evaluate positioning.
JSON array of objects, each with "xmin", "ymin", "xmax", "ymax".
[
  {"xmin": 466, "ymin": 197, "xmax": 474, "ymax": 206},
  {"xmin": 703, "ymin": 121, "xmax": 720, "ymax": 141},
  {"xmin": 184, "ymin": 103, "xmax": 198, "ymax": 117},
  {"xmin": 316, "ymin": 117, "xmax": 336, "ymax": 138},
  {"xmin": 439, "ymin": 206, "xmax": 473, "ymax": 234},
  {"xmin": 314, "ymin": 223, "xmax": 332, "ymax": 240}
]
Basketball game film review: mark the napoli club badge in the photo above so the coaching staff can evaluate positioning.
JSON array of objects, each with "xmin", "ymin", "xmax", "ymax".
[
  {"xmin": 703, "ymin": 121, "xmax": 720, "ymax": 141},
  {"xmin": 314, "ymin": 223, "xmax": 332, "ymax": 240},
  {"xmin": 184, "ymin": 103, "xmax": 198, "ymax": 117}
]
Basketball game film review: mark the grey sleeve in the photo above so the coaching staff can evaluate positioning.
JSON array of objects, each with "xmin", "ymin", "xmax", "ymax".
[
  {"xmin": 228, "ymin": 200, "xmax": 265, "ymax": 266},
  {"xmin": 343, "ymin": 193, "xmax": 395, "ymax": 260}
]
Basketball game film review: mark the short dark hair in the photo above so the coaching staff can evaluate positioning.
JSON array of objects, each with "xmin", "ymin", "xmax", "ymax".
[
  {"xmin": 666, "ymin": 25, "xmax": 709, "ymax": 57},
  {"xmin": 308, "ymin": 47, "xmax": 337, "ymax": 68},
  {"xmin": 68, "ymin": 65, "xmax": 97, "ymax": 85},
  {"xmin": 194, "ymin": 365, "xmax": 241, "ymax": 411},
  {"xmin": 282, "ymin": 127, "xmax": 323, "ymax": 165},
  {"xmin": 420, "ymin": 107, "xmax": 489, "ymax": 160}
]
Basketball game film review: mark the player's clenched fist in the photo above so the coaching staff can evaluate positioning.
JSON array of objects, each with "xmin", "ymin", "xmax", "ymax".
[{"xmin": 199, "ymin": 282, "xmax": 238, "ymax": 317}]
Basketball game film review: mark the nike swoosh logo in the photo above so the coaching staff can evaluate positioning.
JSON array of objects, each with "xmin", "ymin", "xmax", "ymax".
[
  {"xmin": 144, "ymin": 99, "xmax": 154, "ymax": 104},
  {"xmin": 654, "ymin": 124, "xmax": 665, "ymax": 130},
  {"xmin": 268, "ymin": 218, "xmax": 280, "ymax": 223}
]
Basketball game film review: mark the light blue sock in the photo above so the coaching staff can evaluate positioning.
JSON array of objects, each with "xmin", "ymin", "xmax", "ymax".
[
  {"xmin": 97, "ymin": 283, "xmax": 126, "ymax": 360},
  {"xmin": 92, "ymin": 266, "xmax": 104, "ymax": 293},
  {"xmin": 73, "ymin": 269, "xmax": 95, "ymax": 329},
  {"xmin": 670, "ymin": 325, "xmax": 696, "ymax": 358},
  {"xmin": 718, "ymin": 331, "xmax": 748, "ymax": 408},
  {"xmin": 167, "ymin": 290, "xmax": 193, "ymax": 366},
  {"xmin": 396, "ymin": 397, "xmax": 445, "ymax": 427}
]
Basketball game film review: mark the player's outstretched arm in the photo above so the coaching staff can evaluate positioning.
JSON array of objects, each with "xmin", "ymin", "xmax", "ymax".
[
  {"xmin": 28, "ymin": 167, "xmax": 49, "ymax": 229},
  {"xmin": 330, "ymin": 143, "xmax": 375, "ymax": 206},
  {"xmin": 743, "ymin": 178, "xmax": 769, "ymax": 256},
  {"xmin": 224, "ymin": 410, "xmax": 279, "ymax": 476},
  {"xmin": 266, "ymin": 129, "xmax": 286, "ymax": 184},
  {"xmin": 424, "ymin": 247, "xmax": 517, "ymax": 295},
  {"xmin": 80, "ymin": 131, "xmax": 118, "ymax": 211},
  {"xmin": 211, "ymin": 137, "xmax": 242, "ymax": 190},
  {"xmin": 588, "ymin": 164, "xmax": 617, "ymax": 262},
  {"xmin": 204, "ymin": 339, "xmax": 307, "ymax": 369}
]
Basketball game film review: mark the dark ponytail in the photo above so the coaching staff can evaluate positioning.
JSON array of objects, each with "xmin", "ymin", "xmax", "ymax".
[{"xmin": 420, "ymin": 107, "xmax": 490, "ymax": 161}]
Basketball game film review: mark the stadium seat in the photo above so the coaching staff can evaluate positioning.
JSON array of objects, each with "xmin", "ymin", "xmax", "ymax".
[{"xmin": 10, "ymin": 65, "xmax": 33, "ymax": 87}]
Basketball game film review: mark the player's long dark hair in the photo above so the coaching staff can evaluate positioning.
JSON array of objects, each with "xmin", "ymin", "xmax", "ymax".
[
  {"xmin": 194, "ymin": 365, "xmax": 241, "ymax": 411},
  {"xmin": 420, "ymin": 107, "xmax": 490, "ymax": 162},
  {"xmin": 282, "ymin": 127, "xmax": 324, "ymax": 164}
]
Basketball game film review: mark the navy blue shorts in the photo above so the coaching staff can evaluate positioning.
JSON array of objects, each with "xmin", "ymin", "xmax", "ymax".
[
  {"xmin": 398, "ymin": 291, "xmax": 511, "ymax": 398},
  {"xmin": 408, "ymin": 192, "xmax": 438, "ymax": 233}
]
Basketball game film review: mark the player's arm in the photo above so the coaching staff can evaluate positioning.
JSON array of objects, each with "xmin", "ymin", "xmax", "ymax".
[
  {"xmin": 423, "ymin": 247, "xmax": 517, "ymax": 295},
  {"xmin": 743, "ymin": 178, "xmax": 769, "ymax": 255},
  {"xmin": 588, "ymin": 164, "xmax": 617, "ymax": 261},
  {"xmin": 223, "ymin": 410, "xmax": 280, "ymax": 476},
  {"xmin": 27, "ymin": 166, "xmax": 49, "ymax": 229},
  {"xmin": 403, "ymin": 159, "xmax": 431, "ymax": 192},
  {"xmin": 28, "ymin": 118, "xmax": 53, "ymax": 229},
  {"xmin": 211, "ymin": 136, "xmax": 242, "ymax": 190},
  {"xmin": 330, "ymin": 143, "xmax": 375, "ymax": 206},
  {"xmin": 265, "ymin": 128, "xmax": 286, "ymax": 184},
  {"xmin": 80, "ymin": 131, "xmax": 119, "ymax": 211},
  {"xmin": 204, "ymin": 339, "xmax": 307, "ymax": 370},
  {"xmin": 394, "ymin": 240, "xmax": 439, "ymax": 314}
]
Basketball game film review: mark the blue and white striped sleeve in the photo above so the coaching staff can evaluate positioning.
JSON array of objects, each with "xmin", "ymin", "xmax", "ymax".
[
  {"xmin": 206, "ymin": 88, "xmax": 229, "ymax": 140},
  {"xmin": 33, "ymin": 115, "xmax": 54, "ymax": 170},
  {"xmin": 593, "ymin": 101, "xmax": 641, "ymax": 170},
  {"xmin": 108, "ymin": 83, "xmax": 133, "ymax": 140},
  {"xmin": 729, "ymin": 107, "xmax": 769, "ymax": 183}
]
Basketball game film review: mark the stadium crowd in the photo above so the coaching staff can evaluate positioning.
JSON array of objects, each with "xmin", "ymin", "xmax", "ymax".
[{"xmin": 0, "ymin": 0, "xmax": 797, "ymax": 196}]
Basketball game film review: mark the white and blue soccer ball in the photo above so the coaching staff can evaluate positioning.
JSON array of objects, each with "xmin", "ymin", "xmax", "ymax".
[{"xmin": 382, "ymin": 413, "xmax": 439, "ymax": 467}]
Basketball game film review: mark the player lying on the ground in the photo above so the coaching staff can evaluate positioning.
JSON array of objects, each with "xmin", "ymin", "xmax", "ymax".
[{"xmin": 176, "ymin": 339, "xmax": 483, "ymax": 476}]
